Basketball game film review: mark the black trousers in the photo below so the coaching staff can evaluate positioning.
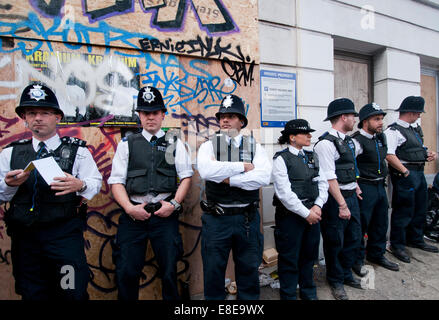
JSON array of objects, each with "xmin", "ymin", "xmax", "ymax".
[
  {"xmin": 274, "ymin": 209, "xmax": 320, "ymax": 300},
  {"xmin": 355, "ymin": 181, "xmax": 389, "ymax": 263},
  {"xmin": 390, "ymin": 169, "xmax": 428, "ymax": 250},
  {"xmin": 320, "ymin": 192, "xmax": 361, "ymax": 286},
  {"xmin": 9, "ymin": 217, "xmax": 90, "ymax": 300},
  {"xmin": 201, "ymin": 210, "xmax": 263, "ymax": 300},
  {"xmin": 113, "ymin": 212, "xmax": 183, "ymax": 300}
]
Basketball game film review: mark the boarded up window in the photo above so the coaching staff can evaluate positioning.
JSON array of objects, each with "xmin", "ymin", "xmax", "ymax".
[
  {"xmin": 334, "ymin": 52, "xmax": 372, "ymax": 112},
  {"xmin": 421, "ymin": 72, "xmax": 438, "ymax": 175}
]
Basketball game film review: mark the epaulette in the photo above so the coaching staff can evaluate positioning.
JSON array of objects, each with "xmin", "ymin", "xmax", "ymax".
[
  {"xmin": 60, "ymin": 136, "xmax": 87, "ymax": 147},
  {"xmin": 318, "ymin": 131, "xmax": 329, "ymax": 140},
  {"xmin": 4, "ymin": 138, "xmax": 31, "ymax": 149},
  {"xmin": 273, "ymin": 148, "xmax": 288, "ymax": 159},
  {"xmin": 351, "ymin": 131, "xmax": 361, "ymax": 138},
  {"xmin": 388, "ymin": 123, "xmax": 397, "ymax": 130}
]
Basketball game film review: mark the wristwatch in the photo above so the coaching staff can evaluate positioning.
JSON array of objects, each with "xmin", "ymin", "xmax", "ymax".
[
  {"xmin": 78, "ymin": 180, "xmax": 87, "ymax": 193},
  {"xmin": 403, "ymin": 170, "xmax": 410, "ymax": 178},
  {"xmin": 170, "ymin": 199, "xmax": 181, "ymax": 211}
]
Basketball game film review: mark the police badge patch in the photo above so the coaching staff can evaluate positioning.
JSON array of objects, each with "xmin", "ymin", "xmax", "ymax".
[
  {"xmin": 372, "ymin": 103, "xmax": 381, "ymax": 110},
  {"xmin": 28, "ymin": 84, "xmax": 47, "ymax": 101},
  {"xmin": 222, "ymin": 95, "xmax": 233, "ymax": 108},
  {"xmin": 142, "ymin": 87, "xmax": 156, "ymax": 104}
]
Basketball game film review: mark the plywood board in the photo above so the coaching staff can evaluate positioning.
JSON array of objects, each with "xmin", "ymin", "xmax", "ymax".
[
  {"xmin": 0, "ymin": 35, "xmax": 260, "ymax": 299},
  {"xmin": 2, "ymin": 0, "xmax": 259, "ymax": 63},
  {"xmin": 421, "ymin": 74, "xmax": 438, "ymax": 175}
]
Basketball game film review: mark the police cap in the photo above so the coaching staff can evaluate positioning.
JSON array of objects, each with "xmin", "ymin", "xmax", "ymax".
[
  {"xmin": 395, "ymin": 96, "xmax": 425, "ymax": 113},
  {"xmin": 324, "ymin": 98, "xmax": 358, "ymax": 121},
  {"xmin": 136, "ymin": 86, "xmax": 166, "ymax": 112},
  {"xmin": 358, "ymin": 102, "xmax": 386, "ymax": 128},
  {"xmin": 281, "ymin": 119, "xmax": 315, "ymax": 135},
  {"xmin": 215, "ymin": 94, "xmax": 248, "ymax": 128},
  {"xmin": 15, "ymin": 83, "xmax": 64, "ymax": 119}
]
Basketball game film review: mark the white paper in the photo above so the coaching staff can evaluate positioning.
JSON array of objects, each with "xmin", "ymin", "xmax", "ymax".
[{"xmin": 25, "ymin": 157, "xmax": 66, "ymax": 185}]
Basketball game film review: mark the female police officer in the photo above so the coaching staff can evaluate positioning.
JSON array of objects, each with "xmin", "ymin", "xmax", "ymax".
[{"xmin": 272, "ymin": 119, "xmax": 328, "ymax": 300}]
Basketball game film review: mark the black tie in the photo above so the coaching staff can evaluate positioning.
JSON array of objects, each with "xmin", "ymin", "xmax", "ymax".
[
  {"xmin": 150, "ymin": 135, "xmax": 157, "ymax": 146},
  {"xmin": 299, "ymin": 150, "xmax": 307, "ymax": 164},
  {"xmin": 37, "ymin": 141, "xmax": 48, "ymax": 159}
]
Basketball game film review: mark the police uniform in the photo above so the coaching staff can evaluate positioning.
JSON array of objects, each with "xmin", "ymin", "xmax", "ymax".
[
  {"xmin": 197, "ymin": 94, "xmax": 271, "ymax": 300},
  {"xmin": 351, "ymin": 103, "xmax": 399, "ymax": 272},
  {"xmin": 108, "ymin": 86, "xmax": 193, "ymax": 300},
  {"xmin": 313, "ymin": 98, "xmax": 362, "ymax": 299},
  {"xmin": 272, "ymin": 119, "xmax": 328, "ymax": 300},
  {"xmin": 0, "ymin": 83, "xmax": 102, "ymax": 300},
  {"xmin": 384, "ymin": 96, "xmax": 438, "ymax": 262}
]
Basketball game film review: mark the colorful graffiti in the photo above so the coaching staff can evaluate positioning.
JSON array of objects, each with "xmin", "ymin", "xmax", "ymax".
[
  {"xmin": 0, "ymin": 0, "xmax": 259, "ymax": 298},
  {"xmin": 29, "ymin": 0, "xmax": 238, "ymax": 36}
]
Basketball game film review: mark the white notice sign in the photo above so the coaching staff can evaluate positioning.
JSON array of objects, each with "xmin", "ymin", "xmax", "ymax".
[{"xmin": 260, "ymin": 70, "xmax": 296, "ymax": 127}]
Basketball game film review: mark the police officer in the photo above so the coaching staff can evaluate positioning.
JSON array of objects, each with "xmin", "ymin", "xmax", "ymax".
[
  {"xmin": 351, "ymin": 103, "xmax": 399, "ymax": 274},
  {"xmin": 108, "ymin": 86, "xmax": 193, "ymax": 300},
  {"xmin": 314, "ymin": 98, "xmax": 363, "ymax": 300},
  {"xmin": 272, "ymin": 119, "xmax": 328, "ymax": 300},
  {"xmin": 385, "ymin": 96, "xmax": 438, "ymax": 263},
  {"xmin": 197, "ymin": 94, "xmax": 271, "ymax": 300},
  {"xmin": 0, "ymin": 83, "xmax": 102, "ymax": 300}
]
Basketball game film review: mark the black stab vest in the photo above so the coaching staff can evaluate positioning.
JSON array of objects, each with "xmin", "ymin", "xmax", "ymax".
[
  {"xmin": 7, "ymin": 137, "xmax": 83, "ymax": 227},
  {"xmin": 125, "ymin": 133, "xmax": 178, "ymax": 196},
  {"xmin": 272, "ymin": 148, "xmax": 320, "ymax": 210},
  {"xmin": 352, "ymin": 131, "xmax": 388, "ymax": 179},
  {"xmin": 317, "ymin": 132, "xmax": 358, "ymax": 184},
  {"xmin": 205, "ymin": 133, "xmax": 259, "ymax": 204},
  {"xmin": 388, "ymin": 123, "xmax": 427, "ymax": 163}
]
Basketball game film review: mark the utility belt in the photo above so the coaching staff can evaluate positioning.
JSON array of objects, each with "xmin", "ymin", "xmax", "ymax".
[
  {"xmin": 403, "ymin": 163, "xmax": 425, "ymax": 171},
  {"xmin": 357, "ymin": 177, "xmax": 385, "ymax": 186},
  {"xmin": 275, "ymin": 199, "xmax": 315, "ymax": 219},
  {"xmin": 200, "ymin": 200, "xmax": 258, "ymax": 219},
  {"xmin": 5, "ymin": 200, "xmax": 87, "ymax": 234},
  {"xmin": 389, "ymin": 163, "xmax": 424, "ymax": 178},
  {"xmin": 130, "ymin": 195, "xmax": 181, "ymax": 215},
  {"xmin": 273, "ymin": 194, "xmax": 315, "ymax": 215}
]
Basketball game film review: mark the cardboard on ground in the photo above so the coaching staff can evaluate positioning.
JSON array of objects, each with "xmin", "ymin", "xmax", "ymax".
[{"xmin": 24, "ymin": 157, "xmax": 66, "ymax": 185}]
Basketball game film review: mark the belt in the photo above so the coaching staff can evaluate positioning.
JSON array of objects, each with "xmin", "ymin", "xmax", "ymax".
[
  {"xmin": 201, "ymin": 200, "xmax": 258, "ymax": 216},
  {"xmin": 131, "ymin": 195, "xmax": 174, "ymax": 214},
  {"xmin": 340, "ymin": 189, "xmax": 356, "ymax": 198},
  {"xmin": 358, "ymin": 178, "xmax": 385, "ymax": 186},
  {"xmin": 404, "ymin": 163, "xmax": 425, "ymax": 170}
]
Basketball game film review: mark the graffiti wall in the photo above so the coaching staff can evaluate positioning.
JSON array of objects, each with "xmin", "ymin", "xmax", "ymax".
[{"xmin": 0, "ymin": 0, "xmax": 260, "ymax": 299}]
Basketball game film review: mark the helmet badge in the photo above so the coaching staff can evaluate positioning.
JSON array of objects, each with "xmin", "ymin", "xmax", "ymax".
[
  {"xmin": 223, "ymin": 95, "xmax": 233, "ymax": 109},
  {"xmin": 28, "ymin": 84, "xmax": 47, "ymax": 102},
  {"xmin": 372, "ymin": 102, "xmax": 381, "ymax": 110},
  {"xmin": 142, "ymin": 87, "xmax": 156, "ymax": 104}
]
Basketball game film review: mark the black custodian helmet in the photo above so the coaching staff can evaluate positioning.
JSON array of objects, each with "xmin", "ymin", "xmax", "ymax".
[
  {"xmin": 358, "ymin": 102, "xmax": 386, "ymax": 128},
  {"xmin": 395, "ymin": 96, "xmax": 425, "ymax": 113},
  {"xmin": 136, "ymin": 86, "xmax": 166, "ymax": 112},
  {"xmin": 215, "ymin": 94, "xmax": 248, "ymax": 128},
  {"xmin": 324, "ymin": 98, "xmax": 358, "ymax": 121},
  {"xmin": 15, "ymin": 83, "xmax": 64, "ymax": 119}
]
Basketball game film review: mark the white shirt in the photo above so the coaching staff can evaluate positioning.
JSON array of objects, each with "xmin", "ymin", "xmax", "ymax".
[
  {"xmin": 196, "ymin": 133, "xmax": 272, "ymax": 206},
  {"xmin": 272, "ymin": 146, "xmax": 328, "ymax": 218},
  {"xmin": 313, "ymin": 128, "xmax": 358, "ymax": 190},
  {"xmin": 108, "ymin": 129, "xmax": 193, "ymax": 204},
  {"xmin": 384, "ymin": 119, "xmax": 424, "ymax": 162},
  {"xmin": 0, "ymin": 134, "xmax": 102, "ymax": 202}
]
